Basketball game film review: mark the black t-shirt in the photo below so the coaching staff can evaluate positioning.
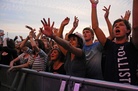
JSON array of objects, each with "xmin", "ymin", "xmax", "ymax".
[
  {"xmin": 0, "ymin": 47, "xmax": 18, "ymax": 65},
  {"xmin": 102, "ymin": 39, "xmax": 138, "ymax": 85},
  {"xmin": 51, "ymin": 64, "xmax": 66, "ymax": 75}
]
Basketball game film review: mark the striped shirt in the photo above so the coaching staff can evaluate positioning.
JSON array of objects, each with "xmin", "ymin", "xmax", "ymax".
[{"xmin": 26, "ymin": 48, "xmax": 48, "ymax": 71}]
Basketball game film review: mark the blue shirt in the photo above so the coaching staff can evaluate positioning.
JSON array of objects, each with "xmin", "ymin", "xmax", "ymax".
[{"xmin": 83, "ymin": 42, "xmax": 103, "ymax": 79}]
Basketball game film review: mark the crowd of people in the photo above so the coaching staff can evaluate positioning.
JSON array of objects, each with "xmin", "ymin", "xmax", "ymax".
[{"xmin": 0, "ymin": 0, "xmax": 138, "ymax": 86}]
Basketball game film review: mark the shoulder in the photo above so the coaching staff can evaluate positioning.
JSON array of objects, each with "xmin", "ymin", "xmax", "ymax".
[{"xmin": 104, "ymin": 39, "xmax": 114, "ymax": 48}]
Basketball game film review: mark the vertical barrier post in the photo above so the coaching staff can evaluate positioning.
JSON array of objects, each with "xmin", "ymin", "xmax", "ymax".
[
  {"xmin": 16, "ymin": 73, "xmax": 27, "ymax": 91},
  {"xmin": 59, "ymin": 80, "xmax": 66, "ymax": 91},
  {"xmin": 9, "ymin": 71, "xmax": 20, "ymax": 91},
  {"xmin": 73, "ymin": 83, "xmax": 81, "ymax": 91}
]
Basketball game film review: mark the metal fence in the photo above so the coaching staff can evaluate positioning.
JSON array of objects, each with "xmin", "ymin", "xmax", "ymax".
[{"xmin": 0, "ymin": 64, "xmax": 138, "ymax": 91}]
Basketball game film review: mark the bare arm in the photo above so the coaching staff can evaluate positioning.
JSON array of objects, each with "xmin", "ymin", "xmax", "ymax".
[
  {"xmin": 20, "ymin": 25, "xmax": 39, "ymax": 52},
  {"xmin": 35, "ymin": 28, "xmax": 43, "ymax": 39},
  {"xmin": 29, "ymin": 30, "xmax": 40, "ymax": 52},
  {"xmin": 90, "ymin": 0, "xmax": 107, "ymax": 46},
  {"xmin": 121, "ymin": 10, "xmax": 131, "ymax": 21},
  {"xmin": 8, "ymin": 62, "xmax": 30, "ymax": 72},
  {"xmin": 132, "ymin": 0, "xmax": 138, "ymax": 49},
  {"xmin": 59, "ymin": 16, "xmax": 79, "ymax": 55},
  {"xmin": 19, "ymin": 35, "xmax": 24, "ymax": 41},
  {"xmin": 65, "ymin": 16, "xmax": 79, "ymax": 40},
  {"xmin": 10, "ymin": 57, "xmax": 20, "ymax": 67},
  {"xmin": 57, "ymin": 17, "xmax": 70, "ymax": 38},
  {"xmin": 20, "ymin": 25, "xmax": 34, "ymax": 49},
  {"xmin": 20, "ymin": 36, "xmax": 29, "ymax": 49},
  {"xmin": 103, "ymin": 5, "xmax": 114, "ymax": 40},
  {"xmin": 53, "ymin": 35, "xmax": 83, "ymax": 57},
  {"xmin": 41, "ymin": 18, "xmax": 83, "ymax": 57}
]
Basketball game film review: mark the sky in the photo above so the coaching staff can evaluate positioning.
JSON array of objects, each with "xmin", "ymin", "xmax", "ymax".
[{"xmin": 0, "ymin": 0, "xmax": 132, "ymax": 40}]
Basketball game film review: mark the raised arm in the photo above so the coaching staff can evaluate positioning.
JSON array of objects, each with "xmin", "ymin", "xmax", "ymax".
[
  {"xmin": 19, "ymin": 35, "xmax": 24, "ymax": 41},
  {"xmin": 20, "ymin": 36, "xmax": 29, "ymax": 49},
  {"xmin": 57, "ymin": 17, "xmax": 70, "ymax": 38},
  {"xmin": 132, "ymin": 0, "xmax": 138, "ymax": 49},
  {"xmin": 19, "ymin": 26, "xmax": 32, "ymax": 49},
  {"xmin": 90, "ymin": 0, "xmax": 107, "ymax": 46},
  {"xmin": 28, "ymin": 29, "xmax": 40, "ymax": 52},
  {"xmin": 103, "ymin": 5, "xmax": 114, "ymax": 40},
  {"xmin": 41, "ymin": 18, "xmax": 83, "ymax": 57},
  {"xmin": 13, "ymin": 36, "xmax": 18, "ymax": 41},
  {"xmin": 35, "ymin": 28, "xmax": 43, "ymax": 39},
  {"xmin": 121, "ymin": 10, "xmax": 131, "ymax": 21},
  {"xmin": 65, "ymin": 16, "xmax": 79, "ymax": 40}
]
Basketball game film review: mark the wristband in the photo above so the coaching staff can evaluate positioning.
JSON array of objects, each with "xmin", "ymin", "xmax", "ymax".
[{"xmin": 92, "ymin": 4, "xmax": 97, "ymax": 8}]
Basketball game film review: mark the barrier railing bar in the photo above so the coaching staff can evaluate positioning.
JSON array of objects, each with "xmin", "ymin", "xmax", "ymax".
[
  {"xmin": 1, "ymin": 64, "xmax": 138, "ymax": 91},
  {"xmin": 84, "ymin": 78, "xmax": 138, "ymax": 91}
]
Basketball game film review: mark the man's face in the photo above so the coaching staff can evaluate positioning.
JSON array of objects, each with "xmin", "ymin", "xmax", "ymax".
[
  {"xmin": 83, "ymin": 30, "xmax": 94, "ymax": 41},
  {"xmin": 113, "ymin": 21, "xmax": 129, "ymax": 38}
]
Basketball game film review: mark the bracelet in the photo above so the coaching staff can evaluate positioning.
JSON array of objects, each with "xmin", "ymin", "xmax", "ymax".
[{"xmin": 92, "ymin": 4, "xmax": 97, "ymax": 8}]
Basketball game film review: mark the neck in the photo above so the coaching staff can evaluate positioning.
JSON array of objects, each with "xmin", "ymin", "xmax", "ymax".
[
  {"xmin": 85, "ymin": 39, "xmax": 93, "ymax": 46},
  {"xmin": 53, "ymin": 60, "xmax": 63, "ymax": 70},
  {"xmin": 54, "ymin": 59, "xmax": 60, "ymax": 64},
  {"xmin": 54, "ymin": 60, "xmax": 61, "ymax": 66},
  {"xmin": 114, "ymin": 37, "xmax": 128, "ymax": 44}
]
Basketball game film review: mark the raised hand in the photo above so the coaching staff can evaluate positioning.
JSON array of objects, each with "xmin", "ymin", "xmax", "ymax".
[
  {"xmin": 90, "ymin": 0, "xmax": 99, "ymax": 4},
  {"xmin": 26, "ymin": 25, "xmax": 34, "ymax": 31},
  {"xmin": 121, "ymin": 10, "xmax": 131, "ymax": 21},
  {"xmin": 26, "ymin": 25, "xmax": 36, "ymax": 38},
  {"xmin": 41, "ymin": 18, "xmax": 55, "ymax": 38},
  {"xmin": 29, "ymin": 29, "xmax": 36, "ymax": 38},
  {"xmin": 61, "ymin": 17, "xmax": 70, "ymax": 26},
  {"xmin": 19, "ymin": 35, "xmax": 23, "ymax": 39},
  {"xmin": 73, "ymin": 16, "xmax": 79, "ymax": 29},
  {"xmin": 102, "ymin": 5, "xmax": 111, "ymax": 19}
]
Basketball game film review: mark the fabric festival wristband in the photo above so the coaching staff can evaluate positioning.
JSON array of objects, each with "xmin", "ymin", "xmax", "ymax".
[{"xmin": 92, "ymin": 4, "xmax": 97, "ymax": 8}]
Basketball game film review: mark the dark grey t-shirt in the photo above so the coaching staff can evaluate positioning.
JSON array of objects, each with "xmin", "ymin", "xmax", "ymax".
[{"xmin": 64, "ymin": 51, "xmax": 86, "ymax": 77}]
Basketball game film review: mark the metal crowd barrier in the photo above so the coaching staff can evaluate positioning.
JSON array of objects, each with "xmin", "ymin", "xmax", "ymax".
[{"xmin": 0, "ymin": 64, "xmax": 138, "ymax": 91}]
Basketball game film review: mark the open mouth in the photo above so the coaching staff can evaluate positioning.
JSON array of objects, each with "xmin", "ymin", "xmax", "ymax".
[{"xmin": 116, "ymin": 30, "xmax": 120, "ymax": 33}]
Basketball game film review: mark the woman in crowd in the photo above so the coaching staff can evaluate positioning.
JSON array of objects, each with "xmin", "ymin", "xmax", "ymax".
[
  {"xmin": 46, "ymin": 48, "xmax": 65, "ymax": 74},
  {"xmin": 8, "ymin": 42, "xmax": 32, "ymax": 71},
  {"xmin": 14, "ymin": 26, "xmax": 48, "ymax": 71},
  {"xmin": 41, "ymin": 18, "xmax": 86, "ymax": 77}
]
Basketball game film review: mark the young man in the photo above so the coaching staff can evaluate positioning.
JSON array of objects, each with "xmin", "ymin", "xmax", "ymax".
[
  {"xmin": 82, "ymin": 27, "xmax": 103, "ymax": 80},
  {"xmin": 82, "ymin": 5, "xmax": 112, "ymax": 80},
  {"xmin": 90, "ymin": 0, "xmax": 138, "ymax": 85}
]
